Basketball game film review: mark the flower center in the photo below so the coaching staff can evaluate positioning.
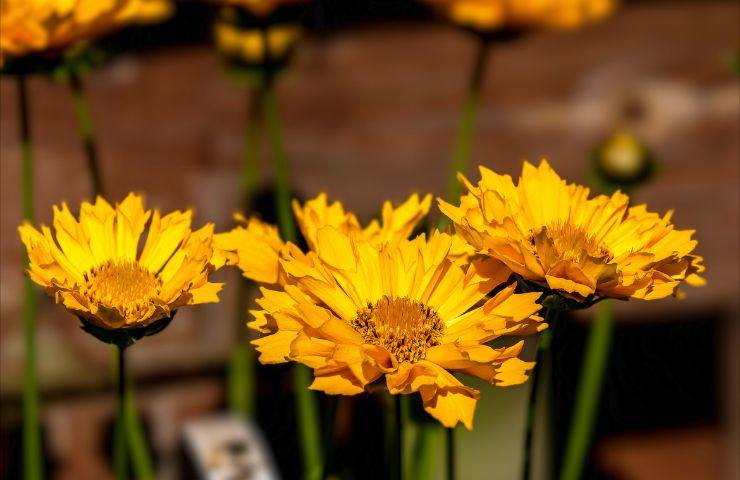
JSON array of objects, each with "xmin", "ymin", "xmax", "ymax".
[
  {"xmin": 84, "ymin": 261, "xmax": 160, "ymax": 316},
  {"xmin": 350, "ymin": 296, "xmax": 444, "ymax": 364},
  {"xmin": 540, "ymin": 222, "xmax": 612, "ymax": 263}
]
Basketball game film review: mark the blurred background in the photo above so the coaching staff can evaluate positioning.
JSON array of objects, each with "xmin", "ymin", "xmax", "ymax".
[{"xmin": 1, "ymin": 0, "xmax": 738, "ymax": 479}]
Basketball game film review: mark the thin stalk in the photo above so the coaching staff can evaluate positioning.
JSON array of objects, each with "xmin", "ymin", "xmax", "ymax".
[
  {"xmin": 292, "ymin": 365, "xmax": 322, "ymax": 480},
  {"xmin": 438, "ymin": 37, "xmax": 491, "ymax": 230},
  {"xmin": 227, "ymin": 88, "xmax": 263, "ymax": 418},
  {"xmin": 446, "ymin": 426, "xmax": 455, "ymax": 480},
  {"xmin": 559, "ymin": 301, "xmax": 614, "ymax": 480},
  {"xmin": 263, "ymin": 86, "xmax": 297, "ymax": 241},
  {"xmin": 393, "ymin": 395, "xmax": 403, "ymax": 480},
  {"xmin": 114, "ymin": 346, "xmax": 128, "ymax": 480},
  {"xmin": 322, "ymin": 395, "xmax": 339, "ymax": 478},
  {"xmin": 124, "ymin": 378, "xmax": 155, "ymax": 479},
  {"xmin": 241, "ymin": 87, "xmax": 263, "ymax": 207},
  {"xmin": 262, "ymin": 73, "xmax": 321, "ymax": 480},
  {"xmin": 411, "ymin": 424, "xmax": 441, "ymax": 480},
  {"xmin": 522, "ymin": 308, "xmax": 560, "ymax": 480},
  {"xmin": 18, "ymin": 75, "xmax": 42, "ymax": 480},
  {"xmin": 68, "ymin": 74, "xmax": 104, "ymax": 197},
  {"xmin": 227, "ymin": 336, "xmax": 255, "ymax": 418}
]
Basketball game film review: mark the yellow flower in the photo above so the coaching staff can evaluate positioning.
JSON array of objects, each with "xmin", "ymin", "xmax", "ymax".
[
  {"xmin": 214, "ymin": 21, "xmax": 301, "ymax": 64},
  {"xmin": 426, "ymin": 0, "xmax": 616, "ymax": 33},
  {"xmin": 249, "ymin": 228, "xmax": 545, "ymax": 428},
  {"xmin": 214, "ymin": 193, "xmax": 432, "ymax": 285},
  {"xmin": 439, "ymin": 160, "xmax": 705, "ymax": 302},
  {"xmin": 213, "ymin": 0, "xmax": 289, "ymax": 17},
  {"xmin": 0, "ymin": 0, "xmax": 173, "ymax": 64},
  {"xmin": 18, "ymin": 193, "xmax": 223, "ymax": 330}
]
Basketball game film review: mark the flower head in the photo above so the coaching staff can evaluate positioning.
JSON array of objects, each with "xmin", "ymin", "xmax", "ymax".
[
  {"xmin": 214, "ymin": 193, "xmax": 432, "ymax": 286},
  {"xmin": 426, "ymin": 0, "xmax": 616, "ymax": 33},
  {"xmin": 0, "ymin": 0, "xmax": 173, "ymax": 65},
  {"xmin": 249, "ymin": 228, "xmax": 544, "ymax": 428},
  {"xmin": 19, "ymin": 193, "xmax": 224, "ymax": 330},
  {"xmin": 439, "ymin": 160, "xmax": 705, "ymax": 302}
]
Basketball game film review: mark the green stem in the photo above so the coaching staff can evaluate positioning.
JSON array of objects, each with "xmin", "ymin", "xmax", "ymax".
[
  {"xmin": 124, "ymin": 376, "xmax": 155, "ymax": 479},
  {"xmin": 522, "ymin": 308, "xmax": 560, "ymax": 480},
  {"xmin": 411, "ymin": 424, "xmax": 441, "ymax": 480},
  {"xmin": 292, "ymin": 365, "xmax": 322, "ymax": 480},
  {"xmin": 227, "ymin": 87, "xmax": 263, "ymax": 418},
  {"xmin": 446, "ymin": 426, "xmax": 455, "ymax": 480},
  {"xmin": 228, "ymin": 340, "xmax": 255, "ymax": 418},
  {"xmin": 241, "ymin": 86, "xmax": 263, "ymax": 210},
  {"xmin": 263, "ymin": 85, "xmax": 297, "ymax": 242},
  {"xmin": 438, "ymin": 37, "xmax": 490, "ymax": 230},
  {"xmin": 261, "ymin": 70, "xmax": 321, "ymax": 480},
  {"xmin": 18, "ymin": 74, "xmax": 43, "ymax": 480},
  {"xmin": 559, "ymin": 301, "xmax": 614, "ymax": 480},
  {"xmin": 321, "ymin": 395, "xmax": 339, "ymax": 478},
  {"xmin": 114, "ymin": 346, "xmax": 128, "ymax": 480},
  {"xmin": 393, "ymin": 395, "xmax": 403, "ymax": 480},
  {"xmin": 69, "ymin": 74, "xmax": 104, "ymax": 197}
]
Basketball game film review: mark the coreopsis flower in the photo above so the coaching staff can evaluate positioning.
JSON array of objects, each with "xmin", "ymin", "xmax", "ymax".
[
  {"xmin": 425, "ymin": 0, "xmax": 615, "ymax": 34},
  {"xmin": 214, "ymin": 193, "xmax": 432, "ymax": 286},
  {"xmin": 249, "ymin": 228, "xmax": 545, "ymax": 428},
  {"xmin": 0, "ymin": 0, "xmax": 173, "ymax": 66},
  {"xmin": 18, "ymin": 193, "xmax": 224, "ymax": 332},
  {"xmin": 439, "ymin": 160, "xmax": 705, "ymax": 303}
]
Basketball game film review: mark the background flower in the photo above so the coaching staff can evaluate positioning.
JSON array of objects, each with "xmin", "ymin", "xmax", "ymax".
[
  {"xmin": 214, "ymin": 193, "xmax": 432, "ymax": 285},
  {"xmin": 425, "ymin": 0, "xmax": 616, "ymax": 33}
]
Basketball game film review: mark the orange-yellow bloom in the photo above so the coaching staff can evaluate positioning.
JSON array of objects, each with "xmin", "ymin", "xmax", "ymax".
[
  {"xmin": 439, "ymin": 160, "xmax": 705, "ymax": 302},
  {"xmin": 214, "ymin": 193, "xmax": 433, "ymax": 286},
  {"xmin": 426, "ymin": 0, "xmax": 616, "ymax": 32},
  {"xmin": 212, "ymin": 0, "xmax": 306, "ymax": 17},
  {"xmin": 18, "ymin": 193, "xmax": 223, "ymax": 330},
  {"xmin": 0, "ymin": 0, "xmax": 173, "ymax": 65},
  {"xmin": 249, "ymin": 228, "xmax": 545, "ymax": 428}
]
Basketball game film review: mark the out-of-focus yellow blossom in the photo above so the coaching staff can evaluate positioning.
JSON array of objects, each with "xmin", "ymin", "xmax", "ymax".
[
  {"xmin": 0, "ymin": 0, "xmax": 173, "ymax": 65},
  {"xmin": 426, "ymin": 0, "xmax": 616, "ymax": 33},
  {"xmin": 249, "ymin": 228, "xmax": 545, "ymax": 428},
  {"xmin": 212, "ymin": 0, "xmax": 290, "ymax": 17},
  {"xmin": 439, "ymin": 160, "xmax": 705, "ymax": 302},
  {"xmin": 214, "ymin": 22, "xmax": 301, "ymax": 64},
  {"xmin": 214, "ymin": 193, "xmax": 432, "ymax": 286},
  {"xmin": 18, "ymin": 193, "xmax": 223, "ymax": 330}
]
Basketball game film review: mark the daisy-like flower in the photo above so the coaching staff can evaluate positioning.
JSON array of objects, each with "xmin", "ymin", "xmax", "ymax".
[
  {"xmin": 214, "ymin": 193, "xmax": 432, "ymax": 286},
  {"xmin": 0, "ymin": 0, "xmax": 173, "ymax": 66},
  {"xmin": 439, "ymin": 160, "xmax": 705, "ymax": 303},
  {"xmin": 18, "ymin": 193, "xmax": 224, "ymax": 332},
  {"xmin": 249, "ymin": 228, "xmax": 545, "ymax": 428},
  {"xmin": 425, "ymin": 0, "xmax": 616, "ymax": 33}
]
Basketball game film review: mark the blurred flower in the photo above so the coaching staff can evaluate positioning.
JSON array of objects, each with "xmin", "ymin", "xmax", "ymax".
[
  {"xmin": 425, "ymin": 0, "xmax": 616, "ymax": 34},
  {"xmin": 214, "ymin": 193, "xmax": 432, "ymax": 285},
  {"xmin": 0, "ymin": 0, "xmax": 173, "ymax": 66},
  {"xmin": 439, "ymin": 160, "xmax": 705, "ymax": 303},
  {"xmin": 214, "ymin": 21, "xmax": 301, "ymax": 65},
  {"xmin": 248, "ymin": 228, "xmax": 544, "ymax": 428},
  {"xmin": 593, "ymin": 131, "xmax": 654, "ymax": 187},
  {"xmin": 18, "ymin": 193, "xmax": 223, "ymax": 331},
  {"xmin": 212, "ymin": 0, "xmax": 304, "ymax": 18}
]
